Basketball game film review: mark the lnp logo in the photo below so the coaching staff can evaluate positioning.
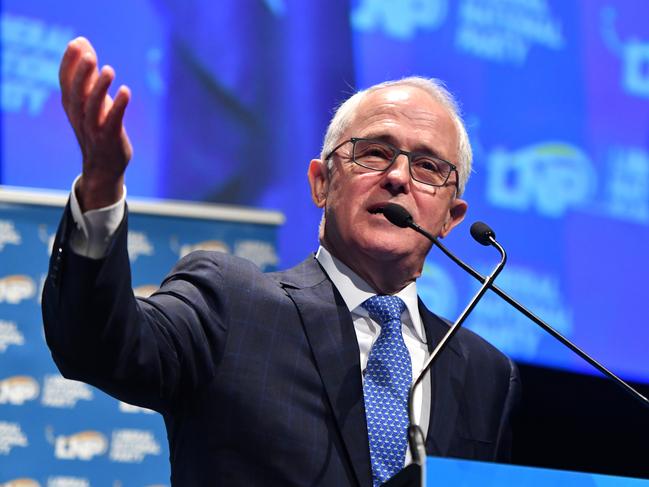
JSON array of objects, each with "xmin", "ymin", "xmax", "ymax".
[
  {"xmin": 52, "ymin": 430, "xmax": 108, "ymax": 461},
  {"xmin": 0, "ymin": 376, "xmax": 39, "ymax": 405},
  {"xmin": 46, "ymin": 477, "xmax": 89, "ymax": 487},
  {"xmin": 351, "ymin": 0, "xmax": 447, "ymax": 40},
  {"xmin": 604, "ymin": 146, "xmax": 649, "ymax": 223},
  {"xmin": 109, "ymin": 429, "xmax": 161, "ymax": 463},
  {"xmin": 234, "ymin": 240, "xmax": 278, "ymax": 270},
  {"xmin": 0, "ymin": 220, "xmax": 21, "ymax": 251},
  {"xmin": 0, "ymin": 320, "xmax": 25, "ymax": 352},
  {"xmin": 0, "ymin": 421, "xmax": 28, "ymax": 454},
  {"xmin": 487, "ymin": 142, "xmax": 596, "ymax": 217},
  {"xmin": 127, "ymin": 231, "xmax": 154, "ymax": 262},
  {"xmin": 0, "ymin": 479, "xmax": 40, "ymax": 487},
  {"xmin": 41, "ymin": 374, "xmax": 93, "ymax": 408},
  {"xmin": 0, "ymin": 275, "xmax": 36, "ymax": 304},
  {"xmin": 178, "ymin": 240, "xmax": 229, "ymax": 258},
  {"xmin": 601, "ymin": 6, "xmax": 649, "ymax": 98},
  {"xmin": 623, "ymin": 42, "xmax": 649, "ymax": 97}
]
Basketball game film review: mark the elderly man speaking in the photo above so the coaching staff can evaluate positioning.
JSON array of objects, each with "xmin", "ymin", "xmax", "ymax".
[{"xmin": 43, "ymin": 36, "xmax": 519, "ymax": 487}]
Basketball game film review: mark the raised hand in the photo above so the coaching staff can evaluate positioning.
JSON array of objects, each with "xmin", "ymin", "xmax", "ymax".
[{"xmin": 59, "ymin": 37, "xmax": 132, "ymax": 211}]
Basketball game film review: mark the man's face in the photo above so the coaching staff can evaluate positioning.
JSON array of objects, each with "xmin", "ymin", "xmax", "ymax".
[{"xmin": 308, "ymin": 85, "xmax": 468, "ymax": 274}]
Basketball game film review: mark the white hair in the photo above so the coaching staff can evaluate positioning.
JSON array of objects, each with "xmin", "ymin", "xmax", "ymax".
[{"xmin": 320, "ymin": 76, "xmax": 472, "ymax": 196}]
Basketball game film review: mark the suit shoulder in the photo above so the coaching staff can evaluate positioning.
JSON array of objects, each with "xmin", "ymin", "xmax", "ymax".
[
  {"xmin": 455, "ymin": 325, "xmax": 514, "ymax": 373},
  {"xmin": 170, "ymin": 250, "xmax": 265, "ymax": 280},
  {"xmin": 159, "ymin": 251, "xmax": 283, "ymax": 302}
]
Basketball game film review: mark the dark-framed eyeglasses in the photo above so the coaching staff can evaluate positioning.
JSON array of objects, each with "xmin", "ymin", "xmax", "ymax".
[{"xmin": 325, "ymin": 137, "xmax": 459, "ymax": 189}]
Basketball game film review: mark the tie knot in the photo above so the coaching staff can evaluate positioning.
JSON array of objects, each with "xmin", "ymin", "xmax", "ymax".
[{"xmin": 362, "ymin": 295, "xmax": 406, "ymax": 327}]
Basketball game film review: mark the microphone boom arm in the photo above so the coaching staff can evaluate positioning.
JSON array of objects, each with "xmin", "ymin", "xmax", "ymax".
[
  {"xmin": 408, "ymin": 220, "xmax": 649, "ymax": 410},
  {"xmin": 408, "ymin": 228, "xmax": 507, "ymax": 467}
]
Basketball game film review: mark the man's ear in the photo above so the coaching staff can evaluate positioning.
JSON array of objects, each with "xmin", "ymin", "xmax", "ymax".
[
  {"xmin": 440, "ymin": 198, "xmax": 468, "ymax": 238},
  {"xmin": 308, "ymin": 159, "xmax": 329, "ymax": 208}
]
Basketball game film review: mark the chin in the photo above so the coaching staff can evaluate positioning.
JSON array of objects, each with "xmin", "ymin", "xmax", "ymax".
[{"xmin": 356, "ymin": 233, "xmax": 419, "ymax": 261}]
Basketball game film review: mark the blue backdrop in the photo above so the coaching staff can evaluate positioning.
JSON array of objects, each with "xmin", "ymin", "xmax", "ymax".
[{"xmin": 2, "ymin": 1, "xmax": 648, "ymax": 384}]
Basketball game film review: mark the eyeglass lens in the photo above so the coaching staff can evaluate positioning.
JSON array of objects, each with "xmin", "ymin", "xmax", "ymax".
[{"xmin": 353, "ymin": 139, "xmax": 452, "ymax": 186}]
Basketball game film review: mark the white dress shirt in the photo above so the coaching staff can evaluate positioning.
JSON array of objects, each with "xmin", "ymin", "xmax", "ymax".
[
  {"xmin": 314, "ymin": 247, "xmax": 431, "ymax": 463},
  {"xmin": 69, "ymin": 175, "xmax": 127, "ymax": 258},
  {"xmin": 68, "ymin": 178, "xmax": 431, "ymax": 463}
]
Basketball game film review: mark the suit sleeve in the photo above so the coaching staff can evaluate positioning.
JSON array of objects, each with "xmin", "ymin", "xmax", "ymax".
[
  {"xmin": 42, "ymin": 204, "xmax": 230, "ymax": 413},
  {"xmin": 494, "ymin": 357, "xmax": 522, "ymax": 462}
]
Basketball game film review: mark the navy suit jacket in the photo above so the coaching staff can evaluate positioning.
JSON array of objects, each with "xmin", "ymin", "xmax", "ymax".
[{"xmin": 42, "ymin": 207, "xmax": 520, "ymax": 486}]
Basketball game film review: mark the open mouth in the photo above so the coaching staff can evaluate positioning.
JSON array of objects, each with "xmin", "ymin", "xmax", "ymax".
[{"xmin": 367, "ymin": 204, "xmax": 386, "ymax": 215}]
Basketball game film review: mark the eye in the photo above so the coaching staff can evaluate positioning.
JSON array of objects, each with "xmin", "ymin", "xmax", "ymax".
[
  {"xmin": 412, "ymin": 156, "xmax": 442, "ymax": 174},
  {"xmin": 355, "ymin": 141, "xmax": 393, "ymax": 160}
]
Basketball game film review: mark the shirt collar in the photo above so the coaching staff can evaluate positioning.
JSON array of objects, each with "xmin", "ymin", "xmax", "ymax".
[{"xmin": 315, "ymin": 245, "xmax": 426, "ymax": 343}]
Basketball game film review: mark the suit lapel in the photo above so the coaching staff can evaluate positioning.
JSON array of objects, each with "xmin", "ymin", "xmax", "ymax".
[
  {"xmin": 275, "ymin": 257, "xmax": 468, "ymax": 478},
  {"xmin": 418, "ymin": 301, "xmax": 468, "ymax": 458},
  {"xmin": 277, "ymin": 257, "xmax": 372, "ymax": 487}
]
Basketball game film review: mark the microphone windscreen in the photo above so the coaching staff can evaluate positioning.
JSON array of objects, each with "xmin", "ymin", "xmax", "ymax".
[
  {"xmin": 382, "ymin": 203, "xmax": 412, "ymax": 228},
  {"xmin": 470, "ymin": 221, "xmax": 495, "ymax": 246}
]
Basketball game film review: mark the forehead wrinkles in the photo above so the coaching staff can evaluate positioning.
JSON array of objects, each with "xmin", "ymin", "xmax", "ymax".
[
  {"xmin": 357, "ymin": 103, "xmax": 442, "ymax": 130},
  {"xmin": 347, "ymin": 90, "xmax": 451, "ymax": 140}
]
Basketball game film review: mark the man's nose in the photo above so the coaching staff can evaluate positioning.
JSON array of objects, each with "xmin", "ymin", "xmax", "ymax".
[{"xmin": 382, "ymin": 153, "xmax": 411, "ymax": 193}]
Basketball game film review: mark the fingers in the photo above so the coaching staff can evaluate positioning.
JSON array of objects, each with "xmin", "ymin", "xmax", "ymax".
[
  {"xmin": 68, "ymin": 53, "xmax": 98, "ymax": 125},
  {"xmin": 58, "ymin": 36, "xmax": 133, "ymax": 181},
  {"xmin": 60, "ymin": 36, "xmax": 130, "ymax": 138},
  {"xmin": 60, "ymin": 37, "xmax": 97, "ymax": 106},
  {"xmin": 105, "ymin": 85, "xmax": 131, "ymax": 135},
  {"xmin": 59, "ymin": 43, "xmax": 82, "ymax": 101},
  {"xmin": 84, "ymin": 65, "xmax": 115, "ymax": 131}
]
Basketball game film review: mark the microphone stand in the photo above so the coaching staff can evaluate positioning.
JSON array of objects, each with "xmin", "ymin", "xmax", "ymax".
[
  {"xmin": 407, "ymin": 233, "xmax": 507, "ymax": 483},
  {"xmin": 380, "ymin": 202, "xmax": 648, "ymax": 487}
]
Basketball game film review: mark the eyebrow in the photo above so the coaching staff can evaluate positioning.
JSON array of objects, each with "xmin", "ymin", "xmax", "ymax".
[{"xmin": 360, "ymin": 132, "xmax": 448, "ymax": 161}]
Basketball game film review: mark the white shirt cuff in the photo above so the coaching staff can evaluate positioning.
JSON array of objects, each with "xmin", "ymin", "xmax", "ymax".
[{"xmin": 69, "ymin": 174, "xmax": 126, "ymax": 259}]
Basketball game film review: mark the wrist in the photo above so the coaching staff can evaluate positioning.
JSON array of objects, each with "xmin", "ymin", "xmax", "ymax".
[{"xmin": 76, "ymin": 174, "xmax": 124, "ymax": 212}]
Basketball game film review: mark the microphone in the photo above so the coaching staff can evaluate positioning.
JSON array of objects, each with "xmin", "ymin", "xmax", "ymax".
[
  {"xmin": 470, "ymin": 221, "xmax": 495, "ymax": 246},
  {"xmin": 382, "ymin": 204, "xmax": 497, "ymax": 283},
  {"xmin": 382, "ymin": 203, "xmax": 412, "ymax": 228},
  {"xmin": 379, "ymin": 203, "xmax": 649, "ymax": 408}
]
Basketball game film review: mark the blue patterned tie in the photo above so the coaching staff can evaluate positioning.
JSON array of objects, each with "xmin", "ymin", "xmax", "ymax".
[{"xmin": 362, "ymin": 295, "xmax": 412, "ymax": 486}]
